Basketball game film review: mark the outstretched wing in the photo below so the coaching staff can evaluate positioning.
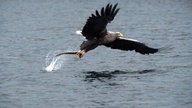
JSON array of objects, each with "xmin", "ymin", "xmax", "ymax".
[
  {"xmin": 82, "ymin": 3, "xmax": 120, "ymax": 40},
  {"xmin": 104, "ymin": 37, "xmax": 158, "ymax": 54}
]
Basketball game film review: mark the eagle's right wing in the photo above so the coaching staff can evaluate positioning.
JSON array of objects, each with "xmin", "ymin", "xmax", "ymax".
[{"xmin": 104, "ymin": 37, "xmax": 158, "ymax": 54}]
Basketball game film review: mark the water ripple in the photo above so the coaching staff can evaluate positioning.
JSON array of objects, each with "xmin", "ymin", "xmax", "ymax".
[{"xmin": 83, "ymin": 69, "xmax": 156, "ymax": 82}]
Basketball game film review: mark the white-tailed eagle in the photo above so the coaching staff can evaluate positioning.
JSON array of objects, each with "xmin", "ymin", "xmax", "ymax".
[{"xmin": 57, "ymin": 3, "xmax": 158, "ymax": 58}]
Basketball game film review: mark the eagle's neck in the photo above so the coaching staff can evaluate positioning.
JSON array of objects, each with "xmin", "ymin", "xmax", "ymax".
[{"xmin": 98, "ymin": 31, "xmax": 117, "ymax": 44}]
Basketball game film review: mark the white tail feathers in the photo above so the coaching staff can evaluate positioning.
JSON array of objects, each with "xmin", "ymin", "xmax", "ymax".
[{"xmin": 76, "ymin": 30, "xmax": 82, "ymax": 35}]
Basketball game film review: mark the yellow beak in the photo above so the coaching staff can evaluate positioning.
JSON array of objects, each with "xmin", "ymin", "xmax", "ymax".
[{"xmin": 119, "ymin": 33, "xmax": 124, "ymax": 37}]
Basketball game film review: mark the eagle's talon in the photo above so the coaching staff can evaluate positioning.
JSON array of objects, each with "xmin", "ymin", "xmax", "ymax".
[{"xmin": 76, "ymin": 50, "xmax": 85, "ymax": 58}]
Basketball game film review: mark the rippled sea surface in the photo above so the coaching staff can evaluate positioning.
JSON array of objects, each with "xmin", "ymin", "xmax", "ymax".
[{"xmin": 0, "ymin": 0, "xmax": 192, "ymax": 108}]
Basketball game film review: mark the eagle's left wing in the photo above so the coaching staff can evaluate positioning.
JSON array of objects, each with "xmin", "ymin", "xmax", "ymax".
[{"xmin": 82, "ymin": 3, "xmax": 119, "ymax": 40}]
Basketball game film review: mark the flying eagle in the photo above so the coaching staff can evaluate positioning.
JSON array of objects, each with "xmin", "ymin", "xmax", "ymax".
[{"xmin": 57, "ymin": 3, "xmax": 158, "ymax": 58}]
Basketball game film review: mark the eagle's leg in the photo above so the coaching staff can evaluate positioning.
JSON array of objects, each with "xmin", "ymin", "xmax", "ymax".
[{"xmin": 75, "ymin": 50, "xmax": 85, "ymax": 58}]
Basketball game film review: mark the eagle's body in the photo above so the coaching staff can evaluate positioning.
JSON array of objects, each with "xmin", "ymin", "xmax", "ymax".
[
  {"xmin": 60, "ymin": 3, "xmax": 158, "ymax": 58},
  {"xmin": 80, "ymin": 31, "xmax": 121, "ymax": 53}
]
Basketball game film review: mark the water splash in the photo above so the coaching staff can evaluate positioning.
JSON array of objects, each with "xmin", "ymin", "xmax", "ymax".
[
  {"xmin": 45, "ymin": 57, "xmax": 59, "ymax": 72},
  {"xmin": 44, "ymin": 50, "xmax": 67, "ymax": 72}
]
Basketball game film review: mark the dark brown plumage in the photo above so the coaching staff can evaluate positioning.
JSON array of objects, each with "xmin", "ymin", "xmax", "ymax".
[
  {"xmin": 82, "ymin": 3, "xmax": 120, "ymax": 40},
  {"xmin": 78, "ymin": 3, "xmax": 158, "ymax": 57},
  {"xmin": 57, "ymin": 3, "xmax": 158, "ymax": 58},
  {"xmin": 104, "ymin": 37, "xmax": 158, "ymax": 54}
]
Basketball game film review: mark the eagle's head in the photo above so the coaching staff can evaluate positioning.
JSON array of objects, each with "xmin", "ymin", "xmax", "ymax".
[
  {"xmin": 115, "ymin": 32, "xmax": 124, "ymax": 37},
  {"xmin": 108, "ymin": 31, "xmax": 124, "ymax": 38}
]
